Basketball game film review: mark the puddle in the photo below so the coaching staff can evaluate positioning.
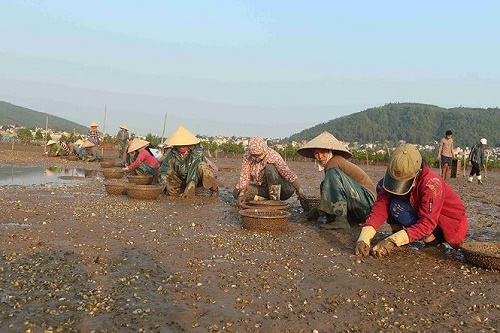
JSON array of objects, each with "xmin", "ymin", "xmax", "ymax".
[
  {"xmin": 1, "ymin": 222, "xmax": 32, "ymax": 227},
  {"xmin": 0, "ymin": 165, "xmax": 97, "ymax": 186}
]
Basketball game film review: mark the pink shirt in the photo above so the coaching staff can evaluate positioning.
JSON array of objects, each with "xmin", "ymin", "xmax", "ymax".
[
  {"xmin": 128, "ymin": 149, "xmax": 160, "ymax": 171},
  {"xmin": 439, "ymin": 137, "xmax": 454, "ymax": 158}
]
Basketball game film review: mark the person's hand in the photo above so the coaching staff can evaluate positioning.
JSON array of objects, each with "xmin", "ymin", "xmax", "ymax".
[
  {"xmin": 181, "ymin": 182, "xmax": 196, "ymax": 198},
  {"xmin": 296, "ymin": 187, "xmax": 306, "ymax": 200},
  {"xmin": 355, "ymin": 226, "xmax": 376, "ymax": 258},
  {"xmin": 237, "ymin": 189, "xmax": 247, "ymax": 207},
  {"xmin": 371, "ymin": 239, "xmax": 396, "ymax": 258},
  {"xmin": 355, "ymin": 241, "xmax": 371, "ymax": 258},
  {"xmin": 370, "ymin": 230, "xmax": 409, "ymax": 258}
]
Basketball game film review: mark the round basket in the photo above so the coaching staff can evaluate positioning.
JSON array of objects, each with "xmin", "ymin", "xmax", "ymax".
[
  {"xmin": 102, "ymin": 168, "xmax": 125, "ymax": 179},
  {"xmin": 239, "ymin": 208, "xmax": 290, "ymax": 232},
  {"xmin": 127, "ymin": 184, "xmax": 163, "ymax": 200},
  {"xmin": 244, "ymin": 200, "xmax": 289, "ymax": 210},
  {"xmin": 460, "ymin": 241, "xmax": 500, "ymax": 270},
  {"xmin": 100, "ymin": 161, "xmax": 115, "ymax": 168},
  {"xmin": 128, "ymin": 175, "xmax": 153, "ymax": 185},
  {"xmin": 299, "ymin": 195, "xmax": 321, "ymax": 212},
  {"xmin": 104, "ymin": 181, "xmax": 127, "ymax": 195}
]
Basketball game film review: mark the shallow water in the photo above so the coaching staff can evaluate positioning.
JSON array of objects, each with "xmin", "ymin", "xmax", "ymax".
[{"xmin": 0, "ymin": 165, "xmax": 96, "ymax": 186}]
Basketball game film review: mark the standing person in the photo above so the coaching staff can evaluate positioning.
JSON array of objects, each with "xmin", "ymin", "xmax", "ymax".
[
  {"xmin": 355, "ymin": 144, "xmax": 468, "ymax": 258},
  {"xmin": 123, "ymin": 138, "xmax": 160, "ymax": 176},
  {"xmin": 86, "ymin": 122, "xmax": 101, "ymax": 161},
  {"xmin": 234, "ymin": 136, "xmax": 306, "ymax": 205},
  {"xmin": 159, "ymin": 126, "xmax": 219, "ymax": 198},
  {"xmin": 468, "ymin": 138, "xmax": 487, "ymax": 184},
  {"xmin": 297, "ymin": 132, "xmax": 376, "ymax": 231},
  {"xmin": 437, "ymin": 130, "xmax": 455, "ymax": 181},
  {"xmin": 115, "ymin": 124, "xmax": 130, "ymax": 165}
]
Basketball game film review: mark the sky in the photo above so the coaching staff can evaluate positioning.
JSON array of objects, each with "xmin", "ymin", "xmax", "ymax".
[{"xmin": 1, "ymin": 1, "xmax": 499, "ymax": 139}]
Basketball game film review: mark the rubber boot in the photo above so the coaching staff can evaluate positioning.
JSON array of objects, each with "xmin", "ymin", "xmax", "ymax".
[
  {"xmin": 320, "ymin": 215, "xmax": 350, "ymax": 232},
  {"xmin": 268, "ymin": 184, "xmax": 281, "ymax": 201},
  {"xmin": 477, "ymin": 175, "xmax": 483, "ymax": 184},
  {"xmin": 467, "ymin": 176, "xmax": 473, "ymax": 183},
  {"xmin": 306, "ymin": 207, "xmax": 320, "ymax": 221}
]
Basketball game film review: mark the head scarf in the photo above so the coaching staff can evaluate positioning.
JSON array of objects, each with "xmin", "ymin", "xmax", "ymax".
[{"xmin": 248, "ymin": 137, "xmax": 268, "ymax": 156}]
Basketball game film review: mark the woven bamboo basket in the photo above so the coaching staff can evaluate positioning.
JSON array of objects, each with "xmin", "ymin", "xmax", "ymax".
[
  {"xmin": 299, "ymin": 195, "xmax": 321, "ymax": 212},
  {"xmin": 460, "ymin": 241, "xmax": 500, "ymax": 270},
  {"xmin": 128, "ymin": 175, "xmax": 153, "ymax": 185},
  {"xmin": 244, "ymin": 200, "xmax": 290, "ymax": 210},
  {"xmin": 104, "ymin": 181, "xmax": 128, "ymax": 195},
  {"xmin": 102, "ymin": 168, "xmax": 125, "ymax": 179},
  {"xmin": 239, "ymin": 208, "xmax": 290, "ymax": 232},
  {"xmin": 127, "ymin": 184, "xmax": 163, "ymax": 200},
  {"xmin": 100, "ymin": 160, "xmax": 115, "ymax": 168}
]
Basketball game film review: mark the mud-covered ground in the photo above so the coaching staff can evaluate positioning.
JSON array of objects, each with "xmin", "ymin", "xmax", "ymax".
[{"xmin": 0, "ymin": 143, "xmax": 498, "ymax": 332}]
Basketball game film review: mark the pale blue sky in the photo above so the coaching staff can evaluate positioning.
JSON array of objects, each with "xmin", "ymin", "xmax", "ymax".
[{"xmin": 1, "ymin": 1, "xmax": 499, "ymax": 138}]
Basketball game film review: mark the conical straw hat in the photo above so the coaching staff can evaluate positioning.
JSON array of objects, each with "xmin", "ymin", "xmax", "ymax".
[
  {"xmin": 46, "ymin": 139, "xmax": 57, "ymax": 146},
  {"xmin": 128, "ymin": 138, "xmax": 150, "ymax": 153},
  {"xmin": 74, "ymin": 139, "xmax": 84, "ymax": 146},
  {"xmin": 297, "ymin": 131, "xmax": 352, "ymax": 159},
  {"xmin": 82, "ymin": 140, "xmax": 95, "ymax": 148},
  {"xmin": 120, "ymin": 124, "xmax": 128, "ymax": 130},
  {"xmin": 90, "ymin": 122, "xmax": 98, "ymax": 127},
  {"xmin": 164, "ymin": 126, "xmax": 200, "ymax": 146}
]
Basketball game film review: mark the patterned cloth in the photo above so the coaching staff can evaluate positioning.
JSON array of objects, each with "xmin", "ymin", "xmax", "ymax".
[{"xmin": 235, "ymin": 137, "xmax": 297, "ymax": 191}]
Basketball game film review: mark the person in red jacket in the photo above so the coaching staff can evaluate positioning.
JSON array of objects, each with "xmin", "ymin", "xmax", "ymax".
[
  {"xmin": 123, "ymin": 138, "xmax": 160, "ymax": 176},
  {"xmin": 355, "ymin": 144, "xmax": 468, "ymax": 258}
]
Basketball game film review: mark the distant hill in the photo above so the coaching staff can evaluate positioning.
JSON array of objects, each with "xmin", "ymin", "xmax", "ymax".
[
  {"xmin": 287, "ymin": 103, "xmax": 500, "ymax": 147},
  {"xmin": 0, "ymin": 101, "xmax": 87, "ymax": 134}
]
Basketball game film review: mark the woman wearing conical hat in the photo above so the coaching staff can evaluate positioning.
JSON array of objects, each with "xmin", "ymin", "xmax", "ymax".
[
  {"xmin": 159, "ymin": 126, "xmax": 218, "ymax": 198},
  {"xmin": 123, "ymin": 138, "xmax": 160, "ymax": 176},
  {"xmin": 86, "ymin": 122, "xmax": 101, "ymax": 161},
  {"xmin": 297, "ymin": 131, "xmax": 376, "ymax": 231}
]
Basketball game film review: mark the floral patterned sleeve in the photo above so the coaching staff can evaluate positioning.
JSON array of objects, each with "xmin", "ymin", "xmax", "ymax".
[{"xmin": 235, "ymin": 157, "xmax": 252, "ymax": 190}]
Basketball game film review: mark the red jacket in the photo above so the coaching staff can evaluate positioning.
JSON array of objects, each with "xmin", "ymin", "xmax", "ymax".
[{"xmin": 364, "ymin": 166, "xmax": 468, "ymax": 249}]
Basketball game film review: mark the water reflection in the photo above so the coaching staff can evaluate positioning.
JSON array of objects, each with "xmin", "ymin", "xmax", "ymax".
[{"xmin": 0, "ymin": 165, "xmax": 96, "ymax": 186}]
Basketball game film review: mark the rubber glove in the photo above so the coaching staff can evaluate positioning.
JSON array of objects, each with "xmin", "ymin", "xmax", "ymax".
[
  {"xmin": 181, "ymin": 181, "xmax": 196, "ymax": 198},
  {"xmin": 296, "ymin": 187, "xmax": 307, "ymax": 200},
  {"xmin": 355, "ymin": 226, "xmax": 376, "ymax": 258},
  {"xmin": 371, "ymin": 230, "xmax": 409, "ymax": 258}
]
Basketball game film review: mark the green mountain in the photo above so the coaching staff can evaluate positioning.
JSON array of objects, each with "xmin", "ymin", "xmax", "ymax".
[
  {"xmin": 288, "ymin": 103, "xmax": 500, "ymax": 147},
  {"xmin": 0, "ymin": 101, "xmax": 87, "ymax": 133}
]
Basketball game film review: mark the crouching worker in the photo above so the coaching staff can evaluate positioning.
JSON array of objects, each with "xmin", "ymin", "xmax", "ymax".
[
  {"xmin": 123, "ymin": 138, "xmax": 160, "ymax": 176},
  {"xmin": 233, "ymin": 136, "xmax": 306, "ymax": 206},
  {"xmin": 355, "ymin": 144, "xmax": 468, "ymax": 258},
  {"xmin": 46, "ymin": 140, "xmax": 68, "ymax": 157},
  {"xmin": 297, "ymin": 132, "xmax": 376, "ymax": 231},
  {"xmin": 159, "ymin": 126, "xmax": 218, "ymax": 198}
]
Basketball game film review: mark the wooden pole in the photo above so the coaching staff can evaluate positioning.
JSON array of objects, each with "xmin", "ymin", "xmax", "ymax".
[
  {"xmin": 44, "ymin": 115, "xmax": 48, "ymax": 153},
  {"xmin": 102, "ymin": 105, "xmax": 107, "ymax": 156},
  {"xmin": 161, "ymin": 112, "xmax": 168, "ymax": 143}
]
